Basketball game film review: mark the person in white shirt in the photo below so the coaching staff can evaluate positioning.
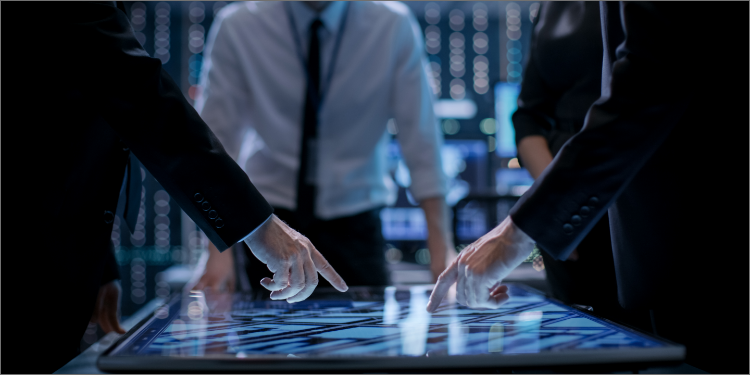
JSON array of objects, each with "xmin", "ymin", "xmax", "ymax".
[{"xmin": 195, "ymin": 1, "xmax": 453, "ymax": 290}]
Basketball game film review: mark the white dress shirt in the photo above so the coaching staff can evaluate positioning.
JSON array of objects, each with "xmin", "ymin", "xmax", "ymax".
[{"xmin": 195, "ymin": 1, "xmax": 446, "ymax": 220}]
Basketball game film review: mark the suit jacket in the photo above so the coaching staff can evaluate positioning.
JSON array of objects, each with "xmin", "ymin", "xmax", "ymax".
[
  {"xmin": 510, "ymin": 2, "xmax": 748, "ymax": 310},
  {"xmin": 2, "ymin": 2, "xmax": 272, "ymax": 372},
  {"xmin": 512, "ymin": 2, "xmax": 604, "ymax": 157}
]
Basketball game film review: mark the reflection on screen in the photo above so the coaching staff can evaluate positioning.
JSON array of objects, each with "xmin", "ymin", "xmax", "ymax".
[{"xmin": 113, "ymin": 285, "xmax": 662, "ymax": 358}]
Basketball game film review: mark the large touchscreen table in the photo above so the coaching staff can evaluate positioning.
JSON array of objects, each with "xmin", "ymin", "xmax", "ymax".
[{"xmin": 99, "ymin": 284, "xmax": 683, "ymax": 372}]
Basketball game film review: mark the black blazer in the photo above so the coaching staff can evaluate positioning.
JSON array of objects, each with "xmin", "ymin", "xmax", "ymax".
[
  {"xmin": 510, "ymin": 2, "xmax": 748, "ymax": 309},
  {"xmin": 2, "ymin": 2, "xmax": 272, "ymax": 371},
  {"xmin": 6, "ymin": 1, "xmax": 273, "ymax": 254},
  {"xmin": 512, "ymin": 2, "xmax": 604, "ymax": 157}
]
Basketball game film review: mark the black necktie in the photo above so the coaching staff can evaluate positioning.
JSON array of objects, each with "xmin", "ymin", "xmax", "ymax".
[{"xmin": 296, "ymin": 19, "xmax": 323, "ymax": 230}]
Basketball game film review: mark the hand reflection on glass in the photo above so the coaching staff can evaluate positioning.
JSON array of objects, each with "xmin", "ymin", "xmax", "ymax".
[
  {"xmin": 176, "ymin": 290, "xmax": 209, "ymax": 356},
  {"xmin": 488, "ymin": 323, "xmax": 504, "ymax": 353},
  {"xmin": 398, "ymin": 286, "xmax": 431, "ymax": 356}
]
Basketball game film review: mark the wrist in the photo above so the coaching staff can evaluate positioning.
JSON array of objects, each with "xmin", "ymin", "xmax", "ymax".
[
  {"xmin": 506, "ymin": 216, "xmax": 535, "ymax": 246},
  {"xmin": 488, "ymin": 216, "xmax": 536, "ymax": 263},
  {"xmin": 243, "ymin": 214, "xmax": 275, "ymax": 248}
]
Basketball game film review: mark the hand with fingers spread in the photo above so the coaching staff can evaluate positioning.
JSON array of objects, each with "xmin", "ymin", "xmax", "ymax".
[
  {"xmin": 90, "ymin": 280, "xmax": 126, "ymax": 334},
  {"xmin": 426, "ymin": 216, "xmax": 535, "ymax": 313},
  {"xmin": 244, "ymin": 214, "xmax": 348, "ymax": 302}
]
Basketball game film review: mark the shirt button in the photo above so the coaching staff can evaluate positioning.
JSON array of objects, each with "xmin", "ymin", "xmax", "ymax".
[
  {"xmin": 201, "ymin": 201, "xmax": 211, "ymax": 211},
  {"xmin": 104, "ymin": 210, "xmax": 115, "ymax": 224},
  {"xmin": 215, "ymin": 218, "xmax": 224, "ymax": 228},
  {"xmin": 194, "ymin": 193, "xmax": 204, "ymax": 203},
  {"xmin": 208, "ymin": 210, "xmax": 218, "ymax": 219},
  {"xmin": 588, "ymin": 197, "xmax": 599, "ymax": 207},
  {"xmin": 580, "ymin": 206, "xmax": 591, "ymax": 217},
  {"xmin": 563, "ymin": 223, "xmax": 574, "ymax": 234},
  {"xmin": 571, "ymin": 215, "xmax": 582, "ymax": 226}
]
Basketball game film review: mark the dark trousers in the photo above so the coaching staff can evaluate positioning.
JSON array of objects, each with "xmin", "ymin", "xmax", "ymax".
[
  {"xmin": 240, "ymin": 207, "xmax": 390, "ymax": 291},
  {"xmin": 3, "ymin": 239, "xmax": 102, "ymax": 374},
  {"xmin": 540, "ymin": 212, "xmax": 653, "ymax": 332},
  {"xmin": 542, "ymin": 213, "xmax": 748, "ymax": 373}
]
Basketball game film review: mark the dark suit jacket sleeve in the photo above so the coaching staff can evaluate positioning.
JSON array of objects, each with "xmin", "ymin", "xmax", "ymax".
[
  {"xmin": 509, "ymin": 2, "xmax": 696, "ymax": 260},
  {"xmin": 64, "ymin": 2, "xmax": 273, "ymax": 251},
  {"xmin": 511, "ymin": 10, "xmax": 557, "ymax": 146}
]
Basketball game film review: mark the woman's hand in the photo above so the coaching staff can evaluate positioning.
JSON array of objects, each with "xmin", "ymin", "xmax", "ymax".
[
  {"xmin": 517, "ymin": 135, "xmax": 554, "ymax": 180},
  {"xmin": 90, "ymin": 280, "xmax": 126, "ymax": 334}
]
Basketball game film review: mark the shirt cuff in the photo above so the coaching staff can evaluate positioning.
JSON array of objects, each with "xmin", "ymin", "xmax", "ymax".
[{"xmin": 240, "ymin": 213, "xmax": 274, "ymax": 244}]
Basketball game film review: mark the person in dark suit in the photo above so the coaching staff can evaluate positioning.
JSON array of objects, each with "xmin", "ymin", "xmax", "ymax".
[
  {"xmin": 512, "ymin": 2, "xmax": 651, "ymax": 331},
  {"xmin": 1, "ymin": 2, "xmax": 346, "ymax": 373},
  {"xmin": 428, "ymin": 2, "xmax": 748, "ymax": 373}
]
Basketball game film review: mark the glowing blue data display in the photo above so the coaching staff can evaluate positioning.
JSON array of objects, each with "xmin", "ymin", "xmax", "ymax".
[{"xmin": 110, "ymin": 285, "xmax": 663, "ymax": 359}]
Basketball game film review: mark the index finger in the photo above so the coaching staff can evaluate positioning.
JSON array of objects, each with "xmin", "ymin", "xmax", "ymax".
[
  {"xmin": 310, "ymin": 249, "xmax": 348, "ymax": 292},
  {"xmin": 426, "ymin": 260, "xmax": 459, "ymax": 313}
]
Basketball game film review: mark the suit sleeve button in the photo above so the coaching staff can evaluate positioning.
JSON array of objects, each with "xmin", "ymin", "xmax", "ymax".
[
  {"xmin": 208, "ymin": 210, "xmax": 218, "ymax": 219},
  {"xmin": 571, "ymin": 215, "xmax": 582, "ymax": 226},
  {"xmin": 194, "ymin": 193, "xmax": 204, "ymax": 202},
  {"xmin": 588, "ymin": 197, "xmax": 599, "ymax": 207},
  {"xmin": 104, "ymin": 210, "xmax": 115, "ymax": 224},
  {"xmin": 563, "ymin": 223, "xmax": 574, "ymax": 234},
  {"xmin": 201, "ymin": 201, "xmax": 211, "ymax": 211},
  {"xmin": 580, "ymin": 206, "xmax": 590, "ymax": 217},
  {"xmin": 215, "ymin": 218, "xmax": 224, "ymax": 228}
]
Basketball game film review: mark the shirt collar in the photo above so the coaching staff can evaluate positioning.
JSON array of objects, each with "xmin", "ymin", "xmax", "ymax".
[{"xmin": 288, "ymin": 1, "xmax": 347, "ymax": 37}]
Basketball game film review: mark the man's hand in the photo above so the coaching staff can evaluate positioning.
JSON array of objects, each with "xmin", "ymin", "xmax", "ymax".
[
  {"xmin": 91, "ymin": 280, "xmax": 126, "ymax": 334},
  {"xmin": 195, "ymin": 242, "xmax": 236, "ymax": 292},
  {"xmin": 426, "ymin": 216, "xmax": 535, "ymax": 312},
  {"xmin": 420, "ymin": 197, "xmax": 455, "ymax": 282},
  {"xmin": 244, "ymin": 214, "xmax": 348, "ymax": 303}
]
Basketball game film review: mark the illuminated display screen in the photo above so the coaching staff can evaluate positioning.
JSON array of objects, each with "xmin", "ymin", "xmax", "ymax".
[
  {"xmin": 102, "ymin": 284, "xmax": 680, "ymax": 372},
  {"xmin": 495, "ymin": 82, "xmax": 521, "ymax": 158}
]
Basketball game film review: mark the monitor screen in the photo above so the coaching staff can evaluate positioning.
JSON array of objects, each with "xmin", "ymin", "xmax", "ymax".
[
  {"xmin": 100, "ymin": 284, "xmax": 682, "ymax": 373},
  {"xmin": 495, "ymin": 82, "xmax": 521, "ymax": 158}
]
